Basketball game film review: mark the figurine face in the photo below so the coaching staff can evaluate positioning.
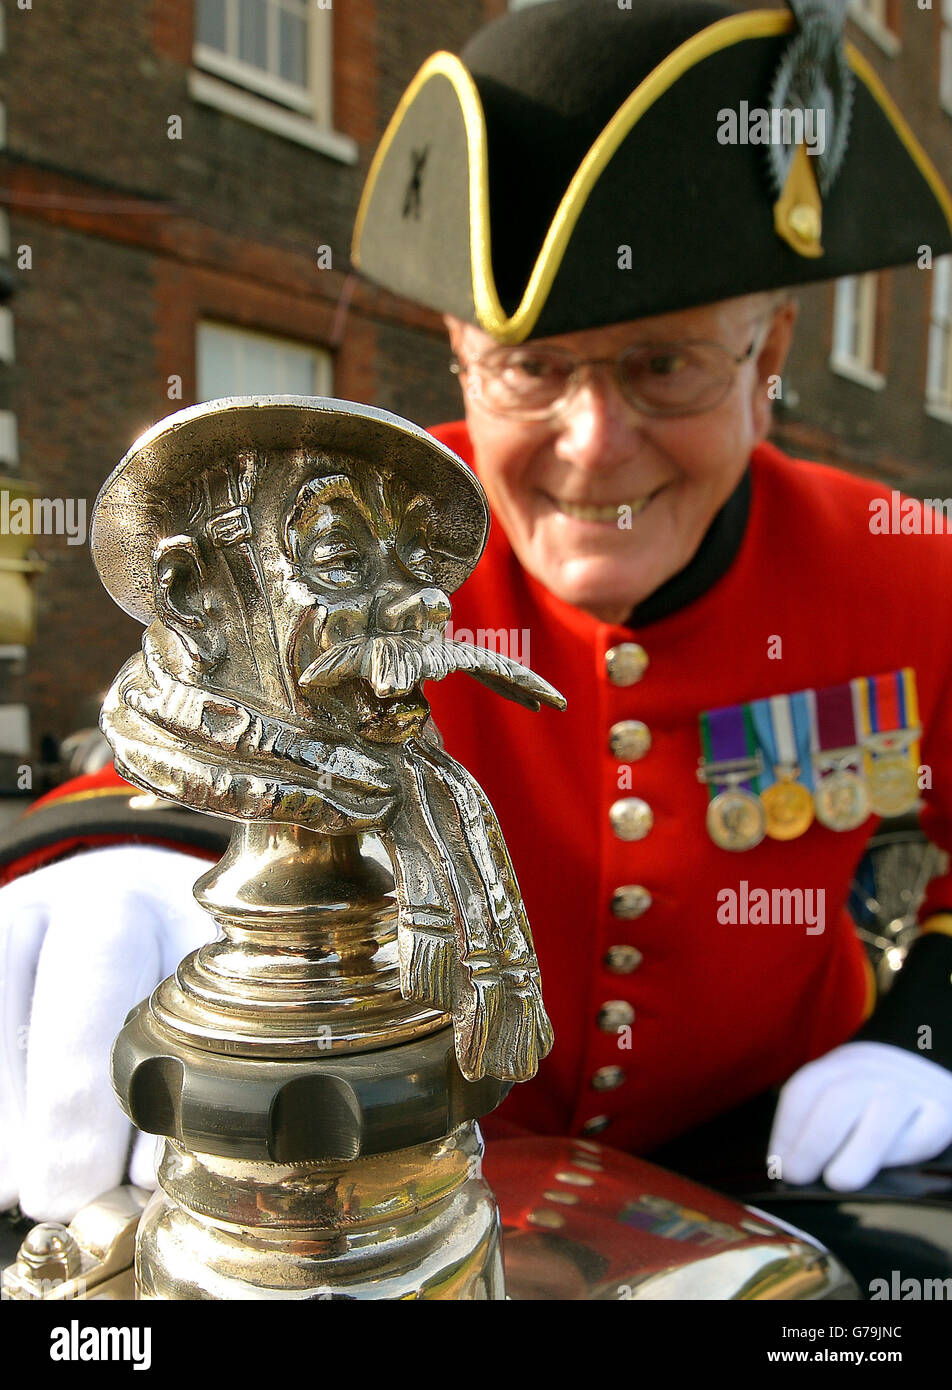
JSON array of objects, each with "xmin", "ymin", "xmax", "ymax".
[
  {"xmin": 282, "ymin": 470, "xmax": 453, "ymax": 743},
  {"xmin": 146, "ymin": 447, "xmax": 556, "ymax": 746}
]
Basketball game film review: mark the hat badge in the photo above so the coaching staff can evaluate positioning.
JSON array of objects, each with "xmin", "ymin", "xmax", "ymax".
[{"xmin": 769, "ymin": 0, "xmax": 855, "ymax": 258}]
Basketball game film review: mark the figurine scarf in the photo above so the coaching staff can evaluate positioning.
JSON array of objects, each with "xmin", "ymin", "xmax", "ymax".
[{"xmin": 102, "ymin": 639, "xmax": 553, "ymax": 1083}]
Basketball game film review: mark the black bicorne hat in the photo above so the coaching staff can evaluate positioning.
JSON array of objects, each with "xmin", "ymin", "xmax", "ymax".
[{"xmin": 352, "ymin": 0, "xmax": 952, "ymax": 341}]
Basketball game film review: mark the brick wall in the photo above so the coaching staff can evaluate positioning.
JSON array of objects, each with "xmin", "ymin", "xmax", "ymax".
[
  {"xmin": 0, "ymin": 0, "xmax": 502, "ymax": 752},
  {"xmin": 9, "ymin": 215, "xmax": 153, "ymax": 745},
  {"xmin": 1, "ymin": 0, "xmax": 950, "ymax": 754}
]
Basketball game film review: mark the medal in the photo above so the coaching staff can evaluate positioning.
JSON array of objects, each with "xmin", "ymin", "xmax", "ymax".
[
  {"xmin": 866, "ymin": 755, "xmax": 919, "ymax": 816},
  {"xmin": 760, "ymin": 777, "xmax": 815, "ymax": 839},
  {"xmin": 701, "ymin": 671, "xmax": 921, "ymax": 845},
  {"xmin": 812, "ymin": 682, "xmax": 871, "ymax": 832},
  {"xmin": 706, "ymin": 786, "xmax": 767, "ymax": 851},
  {"xmin": 750, "ymin": 692, "xmax": 815, "ymax": 840},
  {"xmin": 853, "ymin": 669, "xmax": 921, "ymax": 818},
  {"xmin": 814, "ymin": 767, "xmax": 871, "ymax": 831},
  {"xmin": 698, "ymin": 705, "xmax": 765, "ymax": 851}
]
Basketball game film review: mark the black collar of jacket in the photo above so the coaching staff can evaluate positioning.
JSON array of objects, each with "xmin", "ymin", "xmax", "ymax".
[{"xmin": 629, "ymin": 466, "xmax": 751, "ymax": 629}]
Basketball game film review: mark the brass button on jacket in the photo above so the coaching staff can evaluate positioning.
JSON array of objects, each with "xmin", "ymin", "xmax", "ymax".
[
  {"xmin": 605, "ymin": 943, "xmax": 643, "ymax": 975},
  {"xmin": 527, "ymin": 1208, "xmax": 566, "ymax": 1229},
  {"xmin": 609, "ymin": 719, "xmax": 652, "ymax": 760},
  {"xmin": 611, "ymin": 885, "xmax": 652, "ymax": 919},
  {"xmin": 609, "ymin": 797, "xmax": 653, "ymax": 840},
  {"xmin": 605, "ymin": 643, "xmax": 648, "ymax": 686},
  {"xmin": 581, "ymin": 1115, "xmax": 611, "ymax": 1135},
  {"xmin": 598, "ymin": 999, "xmax": 635, "ymax": 1032},
  {"xmin": 591, "ymin": 1065, "xmax": 627, "ymax": 1092}
]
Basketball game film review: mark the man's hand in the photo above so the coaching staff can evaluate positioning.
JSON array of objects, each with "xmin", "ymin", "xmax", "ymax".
[
  {"xmin": 770, "ymin": 1041, "xmax": 952, "ymax": 1190},
  {"xmin": 0, "ymin": 845, "xmax": 216, "ymax": 1223}
]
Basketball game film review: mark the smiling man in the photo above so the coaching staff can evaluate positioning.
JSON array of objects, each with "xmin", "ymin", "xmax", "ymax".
[
  {"xmin": 442, "ymin": 294, "xmax": 791, "ymax": 623},
  {"xmin": 351, "ymin": 0, "xmax": 952, "ymax": 1183},
  {"xmin": 3, "ymin": 0, "xmax": 952, "ymax": 1225}
]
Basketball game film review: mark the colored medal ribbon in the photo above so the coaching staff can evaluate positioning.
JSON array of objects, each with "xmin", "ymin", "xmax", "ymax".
[
  {"xmin": 812, "ymin": 680, "xmax": 871, "ymax": 831},
  {"xmin": 700, "ymin": 670, "xmax": 918, "ymax": 843},
  {"xmin": 698, "ymin": 705, "xmax": 765, "ymax": 851},
  {"xmin": 852, "ymin": 668, "xmax": 921, "ymax": 816},
  {"xmin": 750, "ymin": 693, "xmax": 814, "ymax": 840},
  {"xmin": 789, "ymin": 690, "xmax": 817, "ymax": 792},
  {"xmin": 701, "ymin": 705, "xmax": 761, "ymax": 793}
]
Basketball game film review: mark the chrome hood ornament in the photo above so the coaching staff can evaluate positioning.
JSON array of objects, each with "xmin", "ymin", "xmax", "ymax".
[
  {"xmin": 93, "ymin": 396, "xmax": 561, "ymax": 1085},
  {"xmin": 86, "ymin": 396, "xmax": 563, "ymax": 1300}
]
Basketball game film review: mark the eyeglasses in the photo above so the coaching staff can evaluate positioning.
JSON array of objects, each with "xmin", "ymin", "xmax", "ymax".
[{"xmin": 450, "ymin": 313, "xmax": 775, "ymax": 422}]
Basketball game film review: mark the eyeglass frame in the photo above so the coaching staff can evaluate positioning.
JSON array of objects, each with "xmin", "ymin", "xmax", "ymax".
[{"xmin": 449, "ymin": 308, "xmax": 780, "ymax": 422}]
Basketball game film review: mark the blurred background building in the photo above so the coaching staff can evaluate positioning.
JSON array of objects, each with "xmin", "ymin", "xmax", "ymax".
[{"xmin": 0, "ymin": 0, "xmax": 949, "ymax": 785}]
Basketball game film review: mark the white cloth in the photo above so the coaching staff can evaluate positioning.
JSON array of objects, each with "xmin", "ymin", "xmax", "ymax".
[
  {"xmin": 0, "ymin": 845, "xmax": 216, "ymax": 1222},
  {"xmin": 770, "ymin": 1040, "xmax": 952, "ymax": 1191}
]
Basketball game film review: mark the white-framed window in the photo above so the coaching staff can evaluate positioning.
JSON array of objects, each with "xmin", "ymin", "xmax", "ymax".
[
  {"xmin": 830, "ymin": 274, "xmax": 886, "ymax": 391},
  {"xmin": 926, "ymin": 255, "xmax": 952, "ymax": 421},
  {"xmin": 195, "ymin": 0, "xmax": 327, "ymax": 118},
  {"xmin": 942, "ymin": 0, "xmax": 952, "ymax": 116},
  {"xmin": 190, "ymin": 0, "xmax": 356, "ymax": 163},
  {"xmin": 197, "ymin": 321, "xmax": 332, "ymax": 402},
  {"xmin": 848, "ymin": 0, "xmax": 900, "ymax": 57}
]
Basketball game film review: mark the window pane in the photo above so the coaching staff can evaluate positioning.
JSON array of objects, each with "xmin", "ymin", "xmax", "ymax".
[
  {"xmin": 198, "ymin": 326, "xmax": 241, "ymax": 401},
  {"xmin": 197, "ymin": 323, "xmax": 329, "ymax": 402},
  {"xmin": 197, "ymin": 0, "xmax": 227, "ymax": 51},
  {"xmin": 858, "ymin": 275, "xmax": 877, "ymax": 367},
  {"xmin": 833, "ymin": 278, "xmax": 857, "ymax": 359},
  {"xmin": 928, "ymin": 257, "xmax": 952, "ymax": 405},
  {"xmin": 935, "ymin": 256, "xmax": 952, "ymax": 322},
  {"xmin": 833, "ymin": 275, "xmax": 880, "ymax": 369},
  {"xmin": 927, "ymin": 325, "xmax": 943, "ymax": 400},
  {"xmin": 238, "ymin": 0, "xmax": 268, "ymax": 71},
  {"xmin": 943, "ymin": 29, "xmax": 952, "ymax": 108},
  {"xmin": 279, "ymin": 8, "xmax": 308, "ymax": 87},
  {"xmin": 243, "ymin": 336, "xmax": 288, "ymax": 392}
]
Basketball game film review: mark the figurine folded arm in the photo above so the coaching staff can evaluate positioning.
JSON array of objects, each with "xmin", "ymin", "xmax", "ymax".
[
  {"xmin": 369, "ymin": 646, "xmax": 565, "ymax": 1084},
  {"xmin": 103, "ymin": 647, "xmax": 403, "ymax": 834}
]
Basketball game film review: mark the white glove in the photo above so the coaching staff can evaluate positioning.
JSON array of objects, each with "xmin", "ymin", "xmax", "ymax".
[
  {"xmin": 0, "ymin": 845, "xmax": 217, "ymax": 1223},
  {"xmin": 770, "ymin": 1041, "xmax": 952, "ymax": 1191}
]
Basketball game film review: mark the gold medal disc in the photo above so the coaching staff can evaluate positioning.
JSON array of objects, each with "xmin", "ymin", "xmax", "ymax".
[
  {"xmin": 707, "ymin": 788, "xmax": 766, "ymax": 852},
  {"xmin": 761, "ymin": 779, "xmax": 815, "ymax": 840},
  {"xmin": 867, "ymin": 754, "xmax": 919, "ymax": 817},
  {"xmin": 814, "ymin": 769, "xmax": 871, "ymax": 832}
]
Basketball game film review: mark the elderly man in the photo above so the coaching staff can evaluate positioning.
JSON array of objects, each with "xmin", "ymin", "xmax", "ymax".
[{"xmin": 3, "ymin": 0, "xmax": 952, "ymax": 1224}]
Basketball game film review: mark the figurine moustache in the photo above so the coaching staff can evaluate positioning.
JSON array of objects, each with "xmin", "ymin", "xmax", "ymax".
[{"xmin": 287, "ymin": 471, "xmax": 561, "ymax": 743}]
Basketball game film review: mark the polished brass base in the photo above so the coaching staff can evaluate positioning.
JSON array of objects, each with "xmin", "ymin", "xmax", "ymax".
[{"xmin": 136, "ymin": 1122, "xmax": 502, "ymax": 1299}]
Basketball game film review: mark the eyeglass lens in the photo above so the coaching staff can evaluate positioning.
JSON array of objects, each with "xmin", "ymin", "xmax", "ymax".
[{"xmin": 472, "ymin": 341, "xmax": 741, "ymax": 417}]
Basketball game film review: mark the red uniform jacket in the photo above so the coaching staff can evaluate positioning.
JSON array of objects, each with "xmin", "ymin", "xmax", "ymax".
[
  {"xmin": 419, "ymin": 423, "xmax": 952, "ymax": 1152},
  {"xmin": 8, "ymin": 426, "xmax": 952, "ymax": 1155}
]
